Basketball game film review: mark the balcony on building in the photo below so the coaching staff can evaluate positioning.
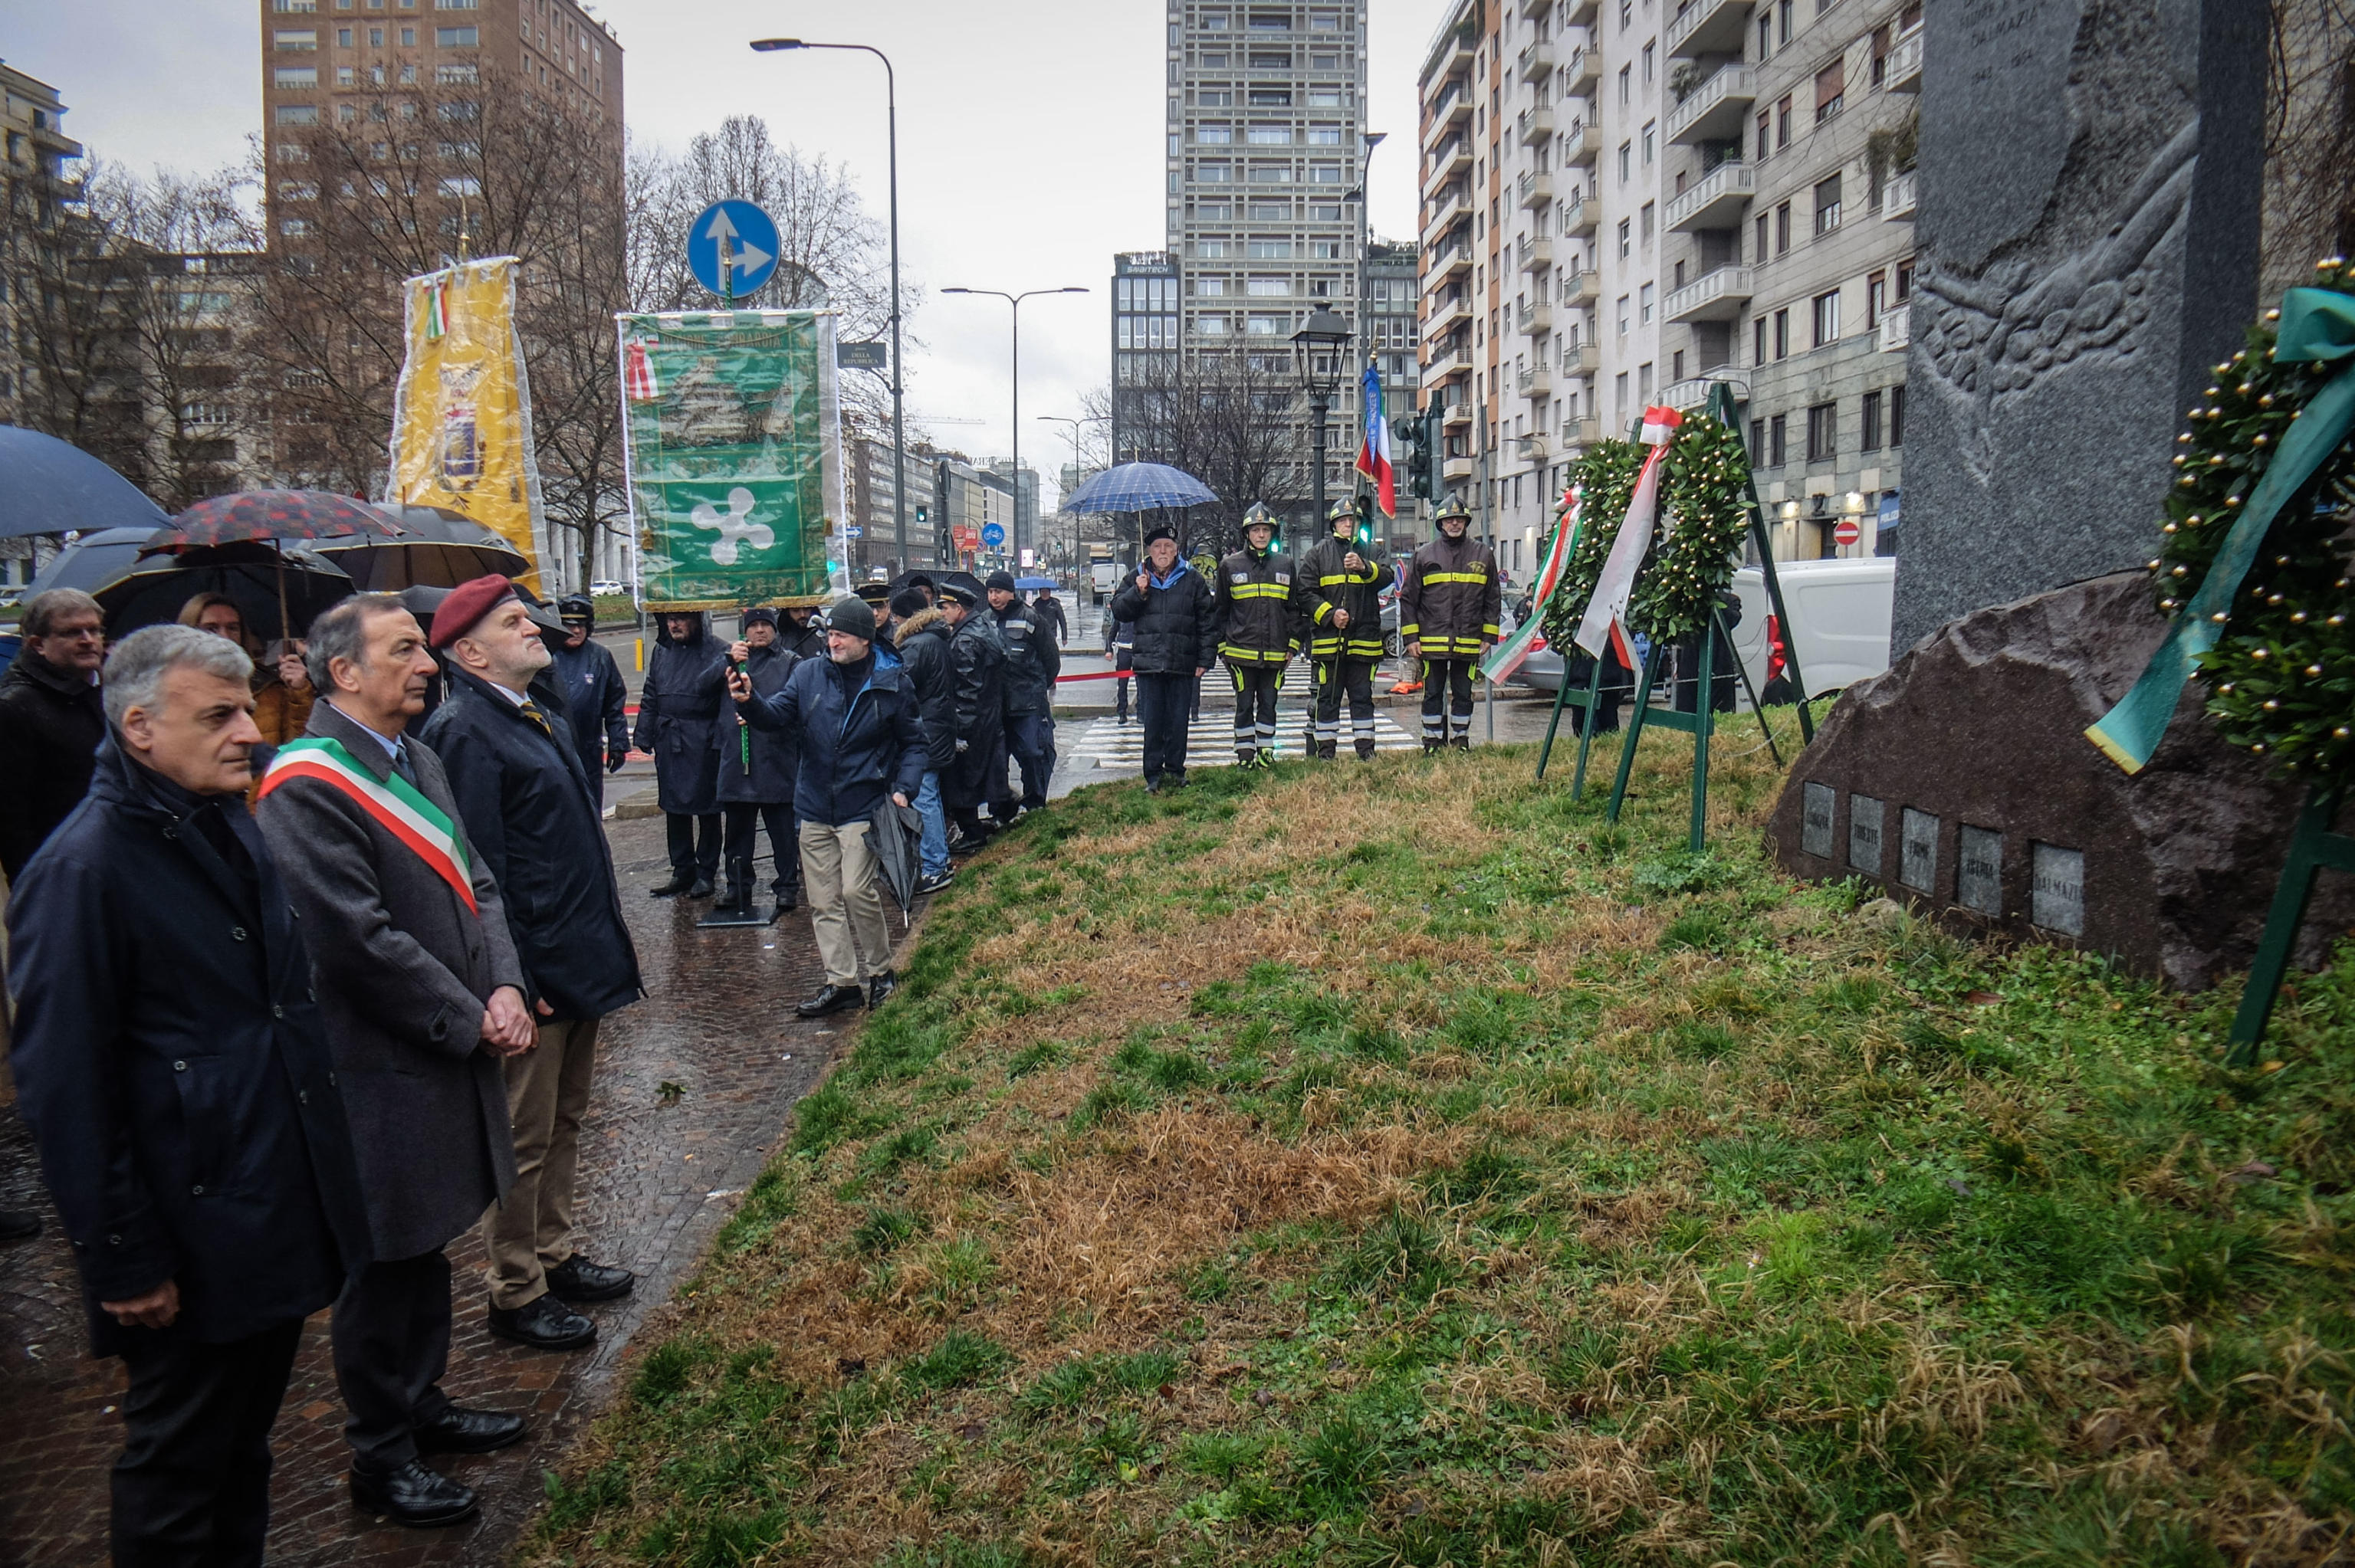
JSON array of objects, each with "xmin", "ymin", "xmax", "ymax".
[
  {"xmin": 1665, "ymin": 64, "xmax": 1756, "ymax": 146},
  {"xmin": 1442, "ymin": 398, "xmax": 1473, "ymax": 429},
  {"xmin": 1563, "ymin": 0, "xmax": 1601, "ymax": 23},
  {"xmin": 1426, "ymin": 339, "xmax": 1473, "ymax": 381},
  {"xmin": 1427, "ymin": 292, "xmax": 1473, "ymax": 336},
  {"xmin": 1664, "ymin": 264, "xmax": 1754, "ymax": 322},
  {"xmin": 1562, "ymin": 267, "xmax": 1599, "ymax": 307},
  {"xmin": 1880, "ymin": 169, "xmax": 1917, "ymax": 220},
  {"xmin": 1562, "ymin": 415, "xmax": 1601, "ymax": 448},
  {"xmin": 1886, "ymin": 25, "xmax": 1923, "ymax": 91},
  {"xmin": 1665, "ymin": 160, "xmax": 1755, "ymax": 231},
  {"xmin": 1429, "ymin": 235, "xmax": 1473, "ymax": 282},
  {"xmin": 1562, "ymin": 119, "xmax": 1603, "ymax": 166},
  {"xmin": 1430, "ymin": 79, "xmax": 1472, "ymax": 132},
  {"xmin": 1660, "ymin": 368, "xmax": 1746, "ymax": 411},
  {"xmin": 1519, "ymin": 432, "xmax": 1552, "ymax": 464},
  {"xmin": 1517, "ymin": 299, "xmax": 1552, "ymax": 336},
  {"xmin": 1563, "ymin": 336, "xmax": 1601, "ymax": 376},
  {"xmin": 1517, "ymin": 233, "xmax": 1552, "ymax": 272},
  {"xmin": 1443, "ymin": 453, "xmax": 1477, "ymax": 484},
  {"xmin": 1516, "ymin": 39, "xmax": 1555, "ymax": 84},
  {"xmin": 1517, "ymin": 362, "xmax": 1554, "ymax": 398},
  {"xmin": 1878, "ymin": 301, "xmax": 1911, "ymax": 353},
  {"xmin": 1423, "ymin": 133, "xmax": 1471, "ymax": 192},
  {"xmin": 1517, "ymin": 105, "xmax": 1554, "ymax": 148},
  {"xmin": 1519, "ymin": 0, "xmax": 1552, "ymax": 18},
  {"xmin": 1518, "ymin": 167, "xmax": 1553, "ymax": 211},
  {"xmin": 1665, "ymin": 0, "xmax": 1753, "ymax": 59},
  {"xmin": 1424, "ymin": 182, "xmax": 1473, "ymax": 237},
  {"xmin": 1563, "ymin": 189, "xmax": 1599, "ymax": 236},
  {"xmin": 1564, "ymin": 45, "xmax": 1601, "ymax": 97}
]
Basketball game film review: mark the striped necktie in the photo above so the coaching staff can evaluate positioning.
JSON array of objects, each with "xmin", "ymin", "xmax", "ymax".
[{"xmin": 517, "ymin": 698, "xmax": 555, "ymax": 742}]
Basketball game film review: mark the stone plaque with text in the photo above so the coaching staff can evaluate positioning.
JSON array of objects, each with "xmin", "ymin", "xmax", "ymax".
[
  {"xmin": 1957, "ymin": 825, "xmax": 2003, "ymax": 917},
  {"xmin": 1900, "ymin": 808, "xmax": 1940, "ymax": 892},
  {"xmin": 1849, "ymin": 795, "xmax": 1885, "ymax": 875},
  {"xmin": 2031, "ymin": 842, "xmax": 2086, "ymax": 937},
  {"xmin": 1801, "ymin": 782, "xmax": 1835, "ymax": 858}
]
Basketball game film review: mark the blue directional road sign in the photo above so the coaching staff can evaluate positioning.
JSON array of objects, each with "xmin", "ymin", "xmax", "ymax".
[
  {"xmin": 686, "ymin": 200, "xmax": 781, "ymax": 302},
  {"xmin": 980, "ymin": 523, "xmax": 1006, "ymax": 549}
]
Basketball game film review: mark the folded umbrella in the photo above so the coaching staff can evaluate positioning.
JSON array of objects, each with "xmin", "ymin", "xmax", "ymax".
[
  {"xmin": 865, "ymin": 797, "xmax": 925, "ymax": 918},
  {"xmin": 0, "ymin": 427, "xmax": 169, "ymax": 540}
]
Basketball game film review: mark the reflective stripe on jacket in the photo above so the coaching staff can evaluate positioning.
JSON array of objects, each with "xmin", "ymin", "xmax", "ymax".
[
  {"xmin": 1294, "ymin": 534, "xmax": 1394, "ymax": 661},
  {"xmin": 1400, "ymin": 532, "xmax": 1502, "ymax": 660},
  {"xmin": 1215, "ymin": 547, "xmax": 1299, "ymax": 666}
]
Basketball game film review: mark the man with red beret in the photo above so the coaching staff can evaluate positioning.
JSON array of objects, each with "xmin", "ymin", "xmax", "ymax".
[{"xmin": 421, "ymin": 577, "xmax": 642, "ymax": 1356}]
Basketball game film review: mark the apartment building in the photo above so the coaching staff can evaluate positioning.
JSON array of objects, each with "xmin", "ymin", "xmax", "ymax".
[
  {"xmin": 1109, "ymin": 249, "xmax": 1183, "ymax": 466},
  {"xmin": 261, "ymin": 0, "xmax": 623, "ymax": 244},
  {"xmin": 1420, "ymin": 0, "xmax": 1917, "ymax": 569},
  {"xmin": 1153, "ymin": 0, "xmax": 1372, "ymax": 520},
  {"xmin": 845, "ymin": 427, "xmax": 902, "ymax": 579},
  {"xmin": 1686, "ymin": 0, "xmax": 1918, "ymax": 559}
]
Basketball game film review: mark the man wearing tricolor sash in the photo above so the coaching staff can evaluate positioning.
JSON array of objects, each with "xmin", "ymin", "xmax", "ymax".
[{"xmin": 256, "ymin": 592, "xmax": 537, "ymax": 1530}]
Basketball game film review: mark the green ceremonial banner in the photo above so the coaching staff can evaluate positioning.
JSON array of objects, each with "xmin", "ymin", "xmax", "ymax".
[{"xmin": 618, "ymin": 310, "xmax": 852, "ymax": 610}]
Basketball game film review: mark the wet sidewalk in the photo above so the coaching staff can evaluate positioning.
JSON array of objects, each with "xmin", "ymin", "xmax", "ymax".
[{"xmin": 0, "ymin": 812, "xmax": 898, "ymax": 1567}]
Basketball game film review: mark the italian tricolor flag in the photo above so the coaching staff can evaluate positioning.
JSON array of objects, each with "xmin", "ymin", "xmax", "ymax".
[{"xmin": 1353, "ymin": 364, "xmax": 1395, "ymax": 518}]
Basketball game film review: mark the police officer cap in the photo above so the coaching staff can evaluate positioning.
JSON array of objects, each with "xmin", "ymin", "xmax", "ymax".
[
  {"xmin": 854, "ymin": 579, "xmax": 893, "ymax": 606},
  {"xmin": 936, "ymin": 572, "xmax": 986, "ymax": 606},
  {"xmin": 557, "ymin": 592, "xmax": 595, "ymax": 625}
]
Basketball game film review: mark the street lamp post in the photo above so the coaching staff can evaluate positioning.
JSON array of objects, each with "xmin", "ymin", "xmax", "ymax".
[
  {"xmin": 941, "ymin": 286, "xmax": 1087, "ymax": 566},
  {"xmin": 1291, "ymin": 306, "xmax": 1352, "ymax": 528},
  {"xmin": 749, "ymin": 38, "xmax": 906, "ymax": 572},
  {"xmin": 1038, "ymin": 411, "xmax": 1106, "ymax": 585}
]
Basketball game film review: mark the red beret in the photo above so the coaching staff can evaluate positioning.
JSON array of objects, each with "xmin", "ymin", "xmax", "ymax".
[{"xmin": 428, "ymin": 575, "xmax": 519, "ymax": 649}]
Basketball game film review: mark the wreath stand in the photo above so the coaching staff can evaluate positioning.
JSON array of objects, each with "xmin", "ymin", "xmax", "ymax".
[
  {"xmin": 2227, "ymin": 786, "xmax": 2354, "ymax": 1059},
  {"xmin": 1531, "ymin": 384, "xmax": 1807, "ymax": 853}
]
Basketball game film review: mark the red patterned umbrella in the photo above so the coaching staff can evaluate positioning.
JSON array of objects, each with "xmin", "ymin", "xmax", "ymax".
[{"xmin": 144, "ymin": 490, "xmax": 403, "ymax": 553}]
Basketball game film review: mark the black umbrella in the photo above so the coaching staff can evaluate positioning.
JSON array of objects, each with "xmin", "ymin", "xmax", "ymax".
[
  {"xmin": 94, "ymin": 542, "xmax": 355, "ymax": 642},
  {"xmin": 22, "ymin": 526, "xmax": 157, "ymax": 597},
  {"xmin": 314, "ymin": 526, "xmax": 530, "ymax": 590},
  {"xmin": 0, "ymin": 426, "xmax": 169, "ymax": 540},
  {"xmin": 866, "ymin": 798, "xmax": 925, "ymax": 920}
]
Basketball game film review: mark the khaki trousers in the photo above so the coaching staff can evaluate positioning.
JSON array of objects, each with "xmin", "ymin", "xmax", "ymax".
[
  {"xmin": 800, "ymin": 818, "xmax": 892, "ymax": 986},
  {"xmin": 482, "ymin": 1014, "xmax": 599, "ymax": 1309}
]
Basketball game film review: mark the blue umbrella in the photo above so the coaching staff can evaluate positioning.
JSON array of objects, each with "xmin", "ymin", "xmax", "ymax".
[
  {"xmin": 1015, "ymin": 575, "xmax": 1056, "ymax": 591},
  {"xmin": 1063, "ymin": 461, "xmax": 1217, "ymax": 513},
  {"xmin": 0, "ymin": 425, "xmax": 169, "ymax": 540},
  {"xmin": 22, "ymin": 526, "xmax": 157, "ymax": 597}
]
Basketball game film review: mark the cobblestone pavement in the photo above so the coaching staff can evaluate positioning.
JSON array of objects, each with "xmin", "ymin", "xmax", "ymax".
[{"xmin": 0, "ymin": 811, "xmax": 915, "ymax": 1567}]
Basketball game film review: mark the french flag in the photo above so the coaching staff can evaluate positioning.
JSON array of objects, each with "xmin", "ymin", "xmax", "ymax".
[{"xmin": 1353, "ymin": 364, "xmax": 1395, "ymax": 517}]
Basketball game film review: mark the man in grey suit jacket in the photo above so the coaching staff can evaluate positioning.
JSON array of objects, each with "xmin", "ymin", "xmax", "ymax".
[{"xmin": 255, "ymin": 593, "xmax": 538, "ymax": 1530}]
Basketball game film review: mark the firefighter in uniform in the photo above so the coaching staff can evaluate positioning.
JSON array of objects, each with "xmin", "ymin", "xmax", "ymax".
[
  {"xmin": 1214, "ymin": 503, "xmax": 1299, "ymax": 768},
  {"xmin": 1294, "ymin": 497, "xmax": 1395, "ymax": 760},
  {"xmin": 1399, "ymin": 493, "xmax": 1501, "ymax": 752}
]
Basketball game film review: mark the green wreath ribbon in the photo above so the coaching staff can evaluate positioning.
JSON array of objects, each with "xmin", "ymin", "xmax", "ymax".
[{"xmin": 2087, "ymin": 287, "xmax": 2355, "ymax": 773}]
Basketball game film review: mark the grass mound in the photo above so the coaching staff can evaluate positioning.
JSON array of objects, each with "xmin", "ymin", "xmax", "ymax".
[{"xmin": 529, "ymin": 731, "xmax": 2355, "ymax": 1567}]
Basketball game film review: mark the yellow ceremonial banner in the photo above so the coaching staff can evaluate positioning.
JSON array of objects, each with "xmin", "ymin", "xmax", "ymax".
[{"xmin": 386, "ymin": 256, "xmax": 547, "ymax": 589}]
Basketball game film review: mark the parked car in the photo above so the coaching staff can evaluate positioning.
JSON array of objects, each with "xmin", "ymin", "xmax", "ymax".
[
  {"xmin": 590, "ymin": 579, "xmax": 629, "ymax": 597},
  {"xmin": 1505, "ymin": 556, "xmax": 1896, "ymax": 705}
]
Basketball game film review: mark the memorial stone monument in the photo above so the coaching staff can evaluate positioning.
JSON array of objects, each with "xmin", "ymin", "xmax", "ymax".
[{"xmin": 1762, "ymin": 1, "xmax": 2349, "ymax": 988}]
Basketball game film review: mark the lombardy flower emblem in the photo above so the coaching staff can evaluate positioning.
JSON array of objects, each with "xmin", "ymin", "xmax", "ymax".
[{"xmin": 690, "ymin": 487, "xmax": 774, "ymax": 566}]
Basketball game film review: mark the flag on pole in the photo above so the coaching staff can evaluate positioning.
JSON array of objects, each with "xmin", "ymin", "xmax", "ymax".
[
  {"xmin": 1482, "ymin": 482, "xmax": 1581, "ymax": 684},
  {"xmin": 1353, "ymin": 364, "xmax": 1396, "ymax": 517},
  {"xmin": 423, "ymin": 276, "xmax": 452, "ymax": 341},
  {"xmin": 1573, "ymin": 405, "xmax": 1683, "ymax": 662}
]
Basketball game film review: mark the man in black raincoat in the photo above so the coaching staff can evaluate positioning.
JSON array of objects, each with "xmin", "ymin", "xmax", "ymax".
[
  {"xmin": 986, "ymin": 569, "xmax": 1060, "ymax": 815},
  {"xmin": 934, "ymin": 574, "xmax": 1007, "ymax": 850},
  {"xmin": 545, "ymin": 595, "xmax": 631, "ymax": 809},
  {"xmin": 632, "ymin": 612, "xmax": 727, "ymax": 897},
  {"xmin": 716, "ymin": 607, "xmax": 803, "ymax": 919}
]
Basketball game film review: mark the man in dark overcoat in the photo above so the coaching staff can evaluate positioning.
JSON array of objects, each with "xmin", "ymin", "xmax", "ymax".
[
  {"xmin": 717, "ymin": 606, "xmax": 803, "ymax": 919},
  {"xmin": 547, "ymin": 595, "xmax": 632, "ymax": 808},
  {"xmin": 422, "ymin": 576, "xmax": 645, "ymax": 1354},
  {"xmin": 633, "ymin": 610, "xmax": 728, "ymax": 897},
  {"xmin": 0, "ymin": 586, "xmax": 108, "ymax": 882},
  {"xmin": 8, "ymin": 624, "xmax": 373, "ymax": 1567},
  {"xmin": 255, "ymin": 592, "xmax": 537, "ymax": 1530},
  {"xmin": 934, "ymin": 574, "xmax": 1008, "ymax": 851}
]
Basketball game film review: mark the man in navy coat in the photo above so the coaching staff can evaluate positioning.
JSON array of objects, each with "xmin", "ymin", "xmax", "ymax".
[{"xmin": 8, "ymin": 624, "xmax": 373, "ymax": 1567}]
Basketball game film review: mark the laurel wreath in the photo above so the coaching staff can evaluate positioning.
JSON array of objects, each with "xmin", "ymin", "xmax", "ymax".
[
  {"xmin": 2151, "ymin": 262, "xmax": 2355, "ymax": 782},
  {"xmin": 1538, "ymin": 414, "xmax": 1754, "ymax": 654}
]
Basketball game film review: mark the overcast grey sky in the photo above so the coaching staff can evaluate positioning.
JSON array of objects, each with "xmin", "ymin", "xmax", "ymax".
[{"xmin": 1, "ymin": 0, "xmax": 1442, "ymax": 504}]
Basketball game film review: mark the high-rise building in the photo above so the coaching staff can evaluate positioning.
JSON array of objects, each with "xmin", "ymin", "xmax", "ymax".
[
  {"xmin": 0, "ymin": 64, "xmax": 79, "ymax": 440},
  {"xmin": 1109, "ymin": 249, "xmax": 1181, "ymax": 465},
  {"xmin": 1417, "ymin": 0, "xmax": 1917, "ymax": 570},
  {"xmin": 1153, "ymin": 0, "xmax": 1371, "ymax": 520}
]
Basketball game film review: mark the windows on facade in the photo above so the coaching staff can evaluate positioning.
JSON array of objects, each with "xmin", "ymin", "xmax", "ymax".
[
  {"xmin": 1639, "ymin": 202, "xmax": 1654, "ymax": 244},
  {"xmin": 1812, "ymin": 288, "xmax": 1841, "ymax": 345},
  {"xmin": 1815, "ymin": 57, "xmax": 1845, "ymax": 123},
  {"xmin": 1617, "ymin": 294, "xmax": 1630, "ymax": 335},
  {"xmin": 1890, "ymin": 383, "xmax": 1906, "ymax": 446},
  {"xmin": 1640, "ymin": 281, "xmax": 1655, "ymax": 324},
  {"xmin": 1806, "ymin": 402, "xmax": 1837, "ymax": 461},
  {"xmin": 1861, "ymin": 389, "xmax": 1884, "ymax": 451},
  {"xmin": 1775, "ymin": 201, "xmax": 1791, "ymax": 254},
  {"xmin": 1814, "ymin": 173, "xmax": 1842, "ymax": 234},
  {"xmin": 1769, "ymin": 413, "xmax": 1787, "ymax": 466},
  {"xmin": 1617, "ymin": 218, "xmax": 1631, "ymax": 258},
  {"xmin": 1773, "ymin": 307, "xmax": 1789, "ymax": 358}
]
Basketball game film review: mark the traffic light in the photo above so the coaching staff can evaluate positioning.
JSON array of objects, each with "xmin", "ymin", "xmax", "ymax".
[
  {"xmin": 1391, "ymin": 412, "xmax": 1428, "ymax": 503},
  {"xmin": 1350, "ymin": 493, "xmax": 1377, "ymax": 552}
]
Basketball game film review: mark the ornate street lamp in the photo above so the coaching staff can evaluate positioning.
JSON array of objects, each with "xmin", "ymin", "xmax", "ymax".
[{"xmin": 1291, "ymin": 306, "xmax": 1352, "ymax": 526}]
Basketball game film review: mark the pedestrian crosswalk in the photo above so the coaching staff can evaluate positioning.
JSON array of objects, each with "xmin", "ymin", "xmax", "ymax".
[{"xmin": 1065, "ymin": 684, "xmax": 1421, "ymax": 771}]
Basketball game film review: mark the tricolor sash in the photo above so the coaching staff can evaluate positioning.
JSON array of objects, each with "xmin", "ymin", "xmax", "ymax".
[
  {"xmin": 256, "ymin": 736, "xmax": 478, "ymax": 913},
  {"xmin": 1575, "ymin": 405, "xmax": 1683, "ymax": 661},
  {"xmin": 1483, "ymin": 484, "xmax": 1581, "ymax": 684}
]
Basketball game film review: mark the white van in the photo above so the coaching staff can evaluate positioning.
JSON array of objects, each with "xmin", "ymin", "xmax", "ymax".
[{"xmin": 1507, "ymin": 556, "xmax": 1895, "ymax": 704}]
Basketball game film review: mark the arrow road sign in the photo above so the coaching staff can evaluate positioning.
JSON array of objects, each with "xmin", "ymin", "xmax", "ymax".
[{"xmin": 687, "ymin": 200, "xmax": 781, "ymax": 302}]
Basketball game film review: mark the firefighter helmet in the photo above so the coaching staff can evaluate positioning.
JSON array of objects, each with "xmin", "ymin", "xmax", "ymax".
[
  {"xmin": 1241, "ymin": 502, "xmax": 1280, "ymax": 541},
  {"xmin": 1434, "ymin": 493, "xmax": 1472, "ymax": 527},
  {"xmin": 1327, "ymin": 497, "xmax": 1358, "ymax": 526}
]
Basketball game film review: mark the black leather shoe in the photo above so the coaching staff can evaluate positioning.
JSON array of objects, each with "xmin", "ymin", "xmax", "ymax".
[
  {"xmin": 649, "ymin": 872, "xmax": 695, "ymax": 898},
  {"xmin": 415, "ymin": 1406, "xmax": 528, "ymax": 1455},
  {"xmin": 775, "ymin": 884, "xmax": 800, "ymax": 913},
  {"xmin": 795, "ymin": 983, "xmax": 864, "ymax": 1019},
  {"xmin": 866, "ymin": 971, "xmax": 897, "ymax": 1011},
  {"xmin": 0, "ymin": 1209, "xmax": 41, "ymax": 1242},
  {"xmin": 688, "ymin": 875, "xmax": 714, "ymax": 898},
  {"xmin": 546, "ymin": 1255, "xmax": 635, "ymax": 1304},
  {"xmin": 350, "ymin": 1460, "xmax": 478, "ymax": 1527},
  {"xmin": 485, "ymin": 1294, "xmax": 596, "ymax": 1351}
]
